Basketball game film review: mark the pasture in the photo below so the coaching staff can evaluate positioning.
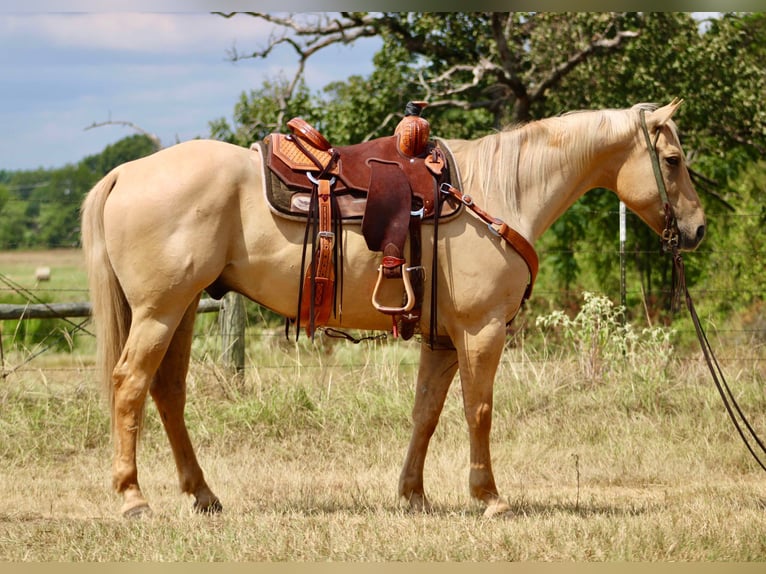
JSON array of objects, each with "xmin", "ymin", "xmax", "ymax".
[{"xmin": 1, "ymin": 249, "xmax": 766, "ymax": 561}]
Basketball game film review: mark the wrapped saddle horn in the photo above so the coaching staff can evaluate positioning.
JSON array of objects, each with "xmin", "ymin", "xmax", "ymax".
[{"xmin": 395, "ymin": 101, "xmax": 430, "ymax": 157}]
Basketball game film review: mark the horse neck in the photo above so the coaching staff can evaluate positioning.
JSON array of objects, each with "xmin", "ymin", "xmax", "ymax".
[{"xmin": 450, "ymin": 110, "xmax": 634, "ymax": 244}]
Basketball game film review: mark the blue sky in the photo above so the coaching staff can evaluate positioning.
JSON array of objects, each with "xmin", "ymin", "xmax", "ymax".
[
  {"xmin": 1, "ymin": 9, "xmax": 728, "ymax": 172},
  {"xmin": 0, "ymin": 12, "xmax": 380, "ymax": 171}
]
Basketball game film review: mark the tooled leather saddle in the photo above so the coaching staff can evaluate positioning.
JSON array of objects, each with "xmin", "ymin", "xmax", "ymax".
[{"xmin": 256, "ymin": 113, "xmax": 461, "ymax": 340}]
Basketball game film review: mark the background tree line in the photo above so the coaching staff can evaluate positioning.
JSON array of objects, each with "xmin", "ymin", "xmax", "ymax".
[
  {"xmin": 0, "ymin": 135, "xmax": 157, "ymax": 249},
  {"xmin": 1, "ymin": 12, "xmax": 764, "ymax": 334}
]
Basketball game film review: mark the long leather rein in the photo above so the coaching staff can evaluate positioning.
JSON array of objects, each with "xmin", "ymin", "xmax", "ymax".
[{"xmin": 640, "ymin": 109, "xmax": 766, "ymax": 472}]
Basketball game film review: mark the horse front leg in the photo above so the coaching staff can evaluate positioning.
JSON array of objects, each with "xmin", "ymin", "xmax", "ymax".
[
  {"xmin": 454, "ymin": 319, "xmax": 510, "ymax": 517},
  {"xmin": 398, "ymin": 343, "xmax": 459, "ymax": 512},
  {"xmin": 150, "ymin": 295, "xmax": 222, "ymax": 514}
]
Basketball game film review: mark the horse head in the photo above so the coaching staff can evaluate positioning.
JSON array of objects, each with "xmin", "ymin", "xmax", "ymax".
[{"xmin": 616, "ymin": 99, "xmax": 706, "ymax": 251}]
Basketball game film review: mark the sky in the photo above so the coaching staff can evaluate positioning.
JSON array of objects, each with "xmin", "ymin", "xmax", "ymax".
[
  {"xmin": 0, "ymin": 7, "xmax": 732, "ymax": 172},
  {"xmin": 0, "ymin": 11, "xmax": 381, "ymax": 171}
]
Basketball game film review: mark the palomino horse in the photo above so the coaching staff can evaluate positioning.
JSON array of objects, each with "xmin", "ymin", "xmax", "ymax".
[{"xmin": 81, "ymin": 100, "xmax": 705, "ymax": 518}]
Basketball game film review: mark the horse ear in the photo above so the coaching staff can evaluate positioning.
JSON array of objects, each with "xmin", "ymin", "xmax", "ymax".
[{"xmin": 648, "ymin": 98, "xmax": 684, "ymax": 128}]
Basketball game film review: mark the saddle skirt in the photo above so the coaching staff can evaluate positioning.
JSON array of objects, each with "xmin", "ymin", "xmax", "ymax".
[{"xmin": 255, "ymin": 133, "xmax": 462, "ymax": 223}]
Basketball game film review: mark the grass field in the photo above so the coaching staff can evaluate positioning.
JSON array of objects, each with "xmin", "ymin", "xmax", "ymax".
[
  {"xmin": 0, "ymin": 248, "xmax": 87, "ymax": 302},
  {"xmin": 1, "ymin": 249, "xmax": 766, "ymax": 561}
]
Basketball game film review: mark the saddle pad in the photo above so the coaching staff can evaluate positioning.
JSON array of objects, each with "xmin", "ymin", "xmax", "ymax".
[{"xmin": 254, "ymin": 137, "xmax": 464, "ymax": 223}]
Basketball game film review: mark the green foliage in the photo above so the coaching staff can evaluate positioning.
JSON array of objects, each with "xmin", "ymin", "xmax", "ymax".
[
  {"xmin": 81, "ymin": 132, "xmax": 158, "ymax": 174},
  {"xmin": 692, "ymin": 160, "xmax": 766, "ymax": 324},
  {"xmin": 536, "ymin": 292, "xmax": 675, "ymax": 381},
  {"xmin": 681, "ymin": 13, "xmax": 766, "ymax": 176},
  {"xmin": 315, "ymin": 41, "xmax": 417, "ymax": 144},
  {"xmin": 4, "ymin": 13, "xmax": 764, "ymax": 335},
  {"xmin": 0, "ymin": 135, "xmax": 156, "ymax": 249},
  {"xmin": 209, "ymin": 78, "xmax": 316, "ymax": 146}
]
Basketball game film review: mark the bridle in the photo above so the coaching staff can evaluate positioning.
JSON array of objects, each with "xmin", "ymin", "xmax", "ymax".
[
  {"xmin": 639, "ymin": 109, "xmax": 680, "ymax": 253},
  {"xmin": 640, "ymin": 108, "xmax": 766, "ymax": 472}
]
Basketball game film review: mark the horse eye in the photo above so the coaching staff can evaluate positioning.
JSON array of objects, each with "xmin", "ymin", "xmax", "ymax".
[{"xmin": 665, "ymin": 156, "xmax": 680, "ymax": 167}]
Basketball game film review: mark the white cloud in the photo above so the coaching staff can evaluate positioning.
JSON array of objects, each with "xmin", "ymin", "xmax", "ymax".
[
  {"xmin": 0, "ymin": 12, "xmax": 379, "ymax": 171},
  {"xmin": 2, "ymin": 12, "xmax": 273, "ymax": 54}
]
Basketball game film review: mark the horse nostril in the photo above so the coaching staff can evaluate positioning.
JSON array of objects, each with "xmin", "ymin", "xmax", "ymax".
[{"xmin": 696, "ymin": 225, "xmax": 706, "ymax": 242}]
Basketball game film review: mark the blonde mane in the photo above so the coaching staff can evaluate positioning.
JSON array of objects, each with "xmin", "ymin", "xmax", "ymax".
[{"xmin": 456, "ymin": 103, "xmax": 670, "ymax": 221}]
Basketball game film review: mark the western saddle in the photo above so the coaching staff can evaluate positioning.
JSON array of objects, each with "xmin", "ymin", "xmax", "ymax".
[
  {"xmin": 257, "ymin": 101, "xmax": 538, "ymax": 343},
  {"xmin": 257, "ymin": 101, "xmax": 457, "ymax": 340}
]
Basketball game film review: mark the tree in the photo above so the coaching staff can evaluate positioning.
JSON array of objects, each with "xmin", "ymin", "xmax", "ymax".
[
  {"xmin": 216, "ymin": 12, "xmax": 642, "ymax": 133},
  {"xmin": 0, "ymin": 135, "xmax": 157, "ymax": 250},
  {"xmin": 210, "ymin": 12, "xmax": 765, "ymax": 321}
]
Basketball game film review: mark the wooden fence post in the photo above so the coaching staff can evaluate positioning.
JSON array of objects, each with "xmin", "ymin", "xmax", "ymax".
[{"xmin": 219, "ymin": 292, "xmax": 246, "ymax": 377}]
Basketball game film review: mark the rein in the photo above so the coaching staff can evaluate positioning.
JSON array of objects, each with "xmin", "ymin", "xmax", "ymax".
[{"xmin": 640, "ymin": 109, "xmax": 766, "ymax": 472}]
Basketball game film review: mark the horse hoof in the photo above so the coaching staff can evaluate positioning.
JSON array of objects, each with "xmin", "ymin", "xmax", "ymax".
[
  {"xmin": 122, "ymin": 503, "xmax": 154, "ymax": 519},
  {"xmin": 483, "ymin": 500, "xmax": 512, "ymax": 518},
  {"xmin": 403, "ymin": 493, "xmax": 432, "ymax": 514},
  {"xmin": 193, "ymin": 498, "xmax": 223, "ymax": 515}
]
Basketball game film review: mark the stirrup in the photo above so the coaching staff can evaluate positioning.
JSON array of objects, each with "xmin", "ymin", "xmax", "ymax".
[{"xmin": 371, "ymin": 265, "xmax": 416, "ymax": 315}]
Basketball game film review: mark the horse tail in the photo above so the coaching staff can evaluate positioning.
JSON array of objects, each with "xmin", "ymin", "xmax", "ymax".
[{"xmin": 81, "ymin": 169, "xmax": 130, "ymax": 431}]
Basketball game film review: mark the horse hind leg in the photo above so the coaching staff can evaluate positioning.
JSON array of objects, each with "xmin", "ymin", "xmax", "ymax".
[
  {"xmin": 150, "ymin": 295, "xmax": 222, "ymax": 514},
  {"xmin": 110, "ymin": 308, "xmax": 189, "ymax": 518},
  {"xmin": 111, "ymin": 297, "xmax": 213, "ymax": 518},
  {"xmin": 398, "ymin": 343, "xmax": 459, "ymax": 512}
]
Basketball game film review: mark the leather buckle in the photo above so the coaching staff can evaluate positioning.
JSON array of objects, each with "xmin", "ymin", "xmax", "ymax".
[{"xmin": 317, "ymin": 230, "xmax": 335, "ymax": 247}]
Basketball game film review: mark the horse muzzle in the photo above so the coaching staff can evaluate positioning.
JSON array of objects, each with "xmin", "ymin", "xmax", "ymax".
[{"xmin": 678, "ymin": 223, "xmax": 706, "ymax": 251}]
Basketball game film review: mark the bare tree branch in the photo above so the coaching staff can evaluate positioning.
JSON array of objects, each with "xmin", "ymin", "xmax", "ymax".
[
  {"xmin": 491, "ymin": 13, "xmax": 528, "ymax": 102},
  {"xmin": 213, "ymin": 12, "xmax": 383, "ymax": 125},
  {"xmin": 84, "ymin": 119, "xmax": 162, "ymax": 150},
  {"xmin": 417, "ymin": 59, "xmax": 500, "ymax": 101},
  {"xmin": 362, "ymin": 112, "xmax": 398, "ymax": 142},
  {"xmin": 216, "ymin": 12, "xmax": 380, "ymax": 62},
  {"xmin": 529, "ymin": 28, "xmax": 640, "ymax": 104},
  {"xmin": 213, "ymin": 12, "xmax": 643, "ymax": 127}
]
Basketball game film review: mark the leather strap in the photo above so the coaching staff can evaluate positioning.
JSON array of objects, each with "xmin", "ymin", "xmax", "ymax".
[
  {"xmin": 399, "ymin": 206, "xmax": 425, "ymax": 341},
  {"xmin": 640, "ymin": 109, "xmax": 679, "ymax": 252},
  {"xmin": 439, "ymin": 183, "xmax": 538, "ymax": 301},
  {"xmin": 299, "ymin": 178, "xmax": 335, "ymax": 334},
  {"xmin": 316, "ymin": 179, "xmax": 334, "ymax": 282},
  {"xmin": 672, "ymin": 246, "xmax": 766, "ymax": 472}
]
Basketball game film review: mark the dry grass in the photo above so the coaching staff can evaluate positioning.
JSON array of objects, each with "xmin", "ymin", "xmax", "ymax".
[
  {"xmin": 2, "ymin": 331, "xmax": 766, "ymax": 561},
  {"xmin": 1, "ymin": 250, "xmax": 766, "ymax": 561}
]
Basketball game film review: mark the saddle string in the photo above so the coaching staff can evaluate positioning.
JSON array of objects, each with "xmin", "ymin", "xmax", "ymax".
[
  {"xmin": 320, "ymin": 327, "xmax": 387, "ymax": 344},
  {"xmin": 296, "ymin": 182, "xmax": 319, "ymax": 339}
]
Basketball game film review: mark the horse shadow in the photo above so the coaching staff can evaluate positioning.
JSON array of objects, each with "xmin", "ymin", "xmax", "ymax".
[{"xmin": 244, "ymin": 495, "xmax": 654, "ymax": 520}]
